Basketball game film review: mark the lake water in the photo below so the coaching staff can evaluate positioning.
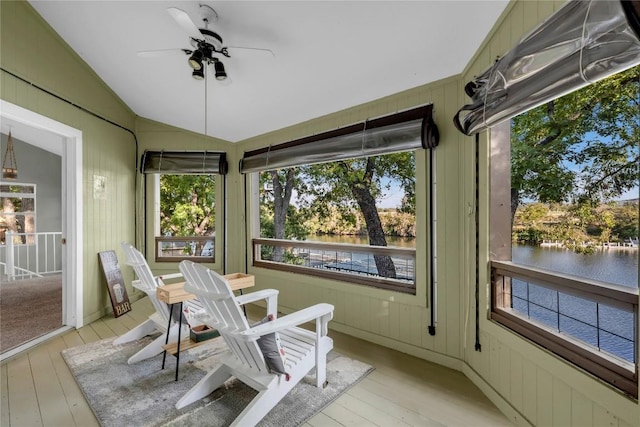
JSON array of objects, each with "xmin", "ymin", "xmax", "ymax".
[
  {"xmin": 511, "ymin": 245, "xmax": 638, "ymax": 362},
  {"xmin": 512, "ymin": 245, "xmax": 638, "ymax": 288},
  {"xmin": 307, "ymin": 235, "xmax": 639, "ymax": 361}
]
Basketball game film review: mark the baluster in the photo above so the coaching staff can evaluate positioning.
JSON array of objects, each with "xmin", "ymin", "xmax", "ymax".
[{"xmin": 6, "ymin": 231, "xmax": 15, "ymax": 279}]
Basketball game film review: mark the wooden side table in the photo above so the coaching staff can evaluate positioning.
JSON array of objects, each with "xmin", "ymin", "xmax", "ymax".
[{"xmin": 156, "ymin": 274, "xmax": 255, "ymax": 381}]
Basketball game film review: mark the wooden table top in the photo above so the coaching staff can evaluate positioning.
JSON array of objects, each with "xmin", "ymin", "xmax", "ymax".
[{"xmin": 156, "ymin": 273, "xmax": 255, "ymax": 304}]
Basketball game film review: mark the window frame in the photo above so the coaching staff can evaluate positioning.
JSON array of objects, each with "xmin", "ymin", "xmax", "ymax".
[
  {"xmin": 489, "ymin": 121, "xmax": 639, "ymax": 398},
  {"xmin": 152, "ymin": 173, "xmax": 218, "ymax": 264},
  {"xmin": 248, "ymin": 149, "xmax": 422, "ymax": 295}
]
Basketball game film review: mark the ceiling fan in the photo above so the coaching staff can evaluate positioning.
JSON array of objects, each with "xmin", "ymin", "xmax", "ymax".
[{"xmin": 139, "ymin": 4, "xmax": 273, "ymax": 81}]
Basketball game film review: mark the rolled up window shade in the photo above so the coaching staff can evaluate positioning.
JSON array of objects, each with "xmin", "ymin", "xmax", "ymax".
[
  {"xmin": 240, "ymin": 104, "xmax": 437, "ymax": 173},
  {"xmin": 454, "ymin": 0, "xmax": 640, "ymax": 136},
  {"xmin": 140, "ymin": 151, "xmax": 228, "ymax": 175}
]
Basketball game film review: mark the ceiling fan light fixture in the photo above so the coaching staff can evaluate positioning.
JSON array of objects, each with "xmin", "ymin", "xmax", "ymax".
[
  {"xmin": 199, "ymin": 28, "xmax": 223, "ymax": 51},
  {"xmin": 188, "ymin": 49, "xmax": 203, "ymax": 70},
  {"xmin": 192, "ymin": 68, "xmax": 205, "ymax": 80},
  {"xmin": 214, "ymin": 58, "xmax": 227, "ymax": 80}
]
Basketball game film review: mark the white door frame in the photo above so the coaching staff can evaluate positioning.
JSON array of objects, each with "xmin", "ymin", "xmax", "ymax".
[{"xmin": 1, "ymin": 100, "xmax": 83, "ymax": 328}]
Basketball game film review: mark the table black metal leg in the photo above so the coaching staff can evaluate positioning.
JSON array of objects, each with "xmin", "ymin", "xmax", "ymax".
[
  {"xmin": 175, "ymin": 302, "xmax": 183, "ymax": 381},
  {"xmin": 161, "ymin": 303, "xmax": 175, "ymax": 369}
]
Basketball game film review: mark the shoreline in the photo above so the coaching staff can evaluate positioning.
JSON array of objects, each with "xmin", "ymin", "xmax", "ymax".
[{"xmin": 537, "ymin": 241, "xmax": 638, "ymax": 250}]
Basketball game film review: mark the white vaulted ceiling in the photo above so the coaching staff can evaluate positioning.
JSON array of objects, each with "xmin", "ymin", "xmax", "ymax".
[{"xmin": 28, "ymin": 1, "xmax": 509, "ymax": 142}]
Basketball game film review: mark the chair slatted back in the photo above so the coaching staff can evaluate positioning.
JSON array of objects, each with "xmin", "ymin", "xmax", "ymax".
[
  {"xmin": 180, "ymin": 260, "xmax": 270, "ymax": 374},
  {"xmin": 121, "ymin": 242, "xmax": 170, "ymax": 323}
]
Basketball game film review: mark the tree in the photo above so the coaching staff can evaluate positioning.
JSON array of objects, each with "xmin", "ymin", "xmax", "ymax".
[
  {"xmin": 300, "ymin": 152, "xmax": 416, "ymax": 278},
  {"xmin": 517, "ymin": 202, "xmax": 549, "ymax": 224},
  {"xmin": 159, "ymin": 174, "xmax": 215, "ymax": 255},
  {"xmin": 259, "ymin": 169, "xmax": 309, "ymax": 262},
  {"xmin": 510, "ymin": 66, "xmax": 639, "ymax": 225},
  {"xmin": 611, "ymin": 202, "xmax": 639, "ymax": 241}
]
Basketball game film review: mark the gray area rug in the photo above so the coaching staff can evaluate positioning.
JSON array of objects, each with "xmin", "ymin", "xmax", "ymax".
[{"xmin": 62, "ymin": 335, "xmax": 373, "ymax": 427}]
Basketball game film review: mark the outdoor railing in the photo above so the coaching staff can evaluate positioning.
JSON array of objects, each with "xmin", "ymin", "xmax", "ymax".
[
  {"xmin": 1, "ymin": 231, "xmax": 63, "ymax": 280},
  {"xmin": 491, "ymin": 260, "xmax": 638, "ymax": 397},
  {"xmin": 155, "ymin": 235, "xmax": 215, "ymax": 263},
  {"xmin": 252, "ymin": 238, "xmax": 416, "ymax": 293}
]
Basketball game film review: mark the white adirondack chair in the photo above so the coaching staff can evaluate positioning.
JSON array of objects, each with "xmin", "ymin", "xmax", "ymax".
[
  {"xmin": 114, "ymin": 242, "xmax": 205, "ymax": 364},
  {"xmin": 176, "ymin": 260, "xmax": 334, "ymax": 426}
]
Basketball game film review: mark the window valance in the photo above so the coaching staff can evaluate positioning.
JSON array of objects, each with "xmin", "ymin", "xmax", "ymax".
[
  {"xmin": 454, "ymin": 0, "xmax": 640, "ymax": 136},
  {"xmin": 240, "ymin": 104, "xmax": 438, "ymax": 174},
  {"xmin": 140, "ymin": 151, "xmax": 228, "ymax": 175}
]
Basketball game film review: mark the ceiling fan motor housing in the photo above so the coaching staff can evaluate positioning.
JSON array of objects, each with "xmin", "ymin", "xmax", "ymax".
[{"xmin": 195, "ymin": 28, "xmax": 223, "ymax": 50}]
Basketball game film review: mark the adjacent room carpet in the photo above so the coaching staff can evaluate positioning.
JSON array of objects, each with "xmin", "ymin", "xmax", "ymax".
[
  {"xmin": 62, "ymin": 335, "xmax": 374, "ymax": 427},
  {"xmin": 0, "ymin": 274, "xmax": 62, "ymax": 353}
]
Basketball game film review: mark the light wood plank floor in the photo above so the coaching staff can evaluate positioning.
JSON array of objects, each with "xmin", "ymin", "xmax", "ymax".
[{"xmin": 1, "ymin": 297, "xmax": 512, "ymax": 427}]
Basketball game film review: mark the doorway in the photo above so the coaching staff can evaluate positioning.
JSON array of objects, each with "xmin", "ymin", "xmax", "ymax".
[{"xmin": 0, "ymin": 100, "xmax": 83, "ymax": 360}]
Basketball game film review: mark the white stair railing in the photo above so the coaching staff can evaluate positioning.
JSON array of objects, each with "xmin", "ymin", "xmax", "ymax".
[{"xmin": 1, "ymin": 231, "xmax": 63, "ymax": 280}]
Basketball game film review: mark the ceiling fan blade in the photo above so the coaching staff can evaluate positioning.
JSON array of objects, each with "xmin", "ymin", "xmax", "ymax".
[
  {"xmin": 167, "ymin": 7, "xmax": 202, "ymax": 40},
  {"xmin": 227, "ymin": 46, "xmax": 276, "ymax": 57},
  {"xmin": 138, "ymin": 48, "xmax": 190, "ymax": 57}
]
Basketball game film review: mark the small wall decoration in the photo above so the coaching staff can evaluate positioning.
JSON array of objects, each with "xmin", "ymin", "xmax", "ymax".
[
  {"xmin": 98, "ymin": 250, "xmax": 131, "ymax": 317},
  {"xmin": 93, "ymin": 175, "xmax": 106, "ymax": 199}
]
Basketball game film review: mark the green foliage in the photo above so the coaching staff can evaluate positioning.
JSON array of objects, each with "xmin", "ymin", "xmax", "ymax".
[
  {"xmin": 259, "ymin": 152, "xmax": 417, "ymax": 242},
  {"xmin": 511, "ymin": 66, "xmax": 639, "ymax": 220},
  {"xmin": 514, "ymin": 227, "xmax": 545, "ymax": 245},
  {"xmin": 518, "ymin": 203, "xmax": 549, "ymax": 223},
  {"xmin": 259, "ymin": 200, "xmax": 309, "ymax": 240},
  {"xmin": 159, "ymin": 174, "xmax": 216, "ymax": 237},
  {"xmin": 379, "ymin": 210, "xmax": 415, "ymax": 237},
  {"xmin": 300, "ymin": 152, "xmax": 415, "ymax": 214},
  {"xmin": 612, "ymin": 203, "xmax": 640, "ymax": 240},
  {"xmin": 512, "ymin": 200, "xmax": 638, "ymax": 246}
]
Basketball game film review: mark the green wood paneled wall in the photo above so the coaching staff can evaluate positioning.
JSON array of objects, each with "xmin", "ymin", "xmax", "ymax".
[
  {"xmin": 1, "ymin": 1, "xmax": 138, "ymax": 323},
  {"xmin": 464, "ymin": 1, "xmax": 637, "ymax": 426}
]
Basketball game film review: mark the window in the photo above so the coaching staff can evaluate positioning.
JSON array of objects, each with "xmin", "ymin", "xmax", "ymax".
[
  {"xmin": 254, "ymin": 152, "xmax": 417, "ymax": 293},
  {"xmin": 154, "ymin": 174, "xmax": 216, "ymax": 262},
  {"xmin": 490, "ymin": 66, "xmax": 639, "ymax": 397},
  {"xmin": 242, "ymin": 105, "xmax": 437, "ymax": 293},
  {"xmin": 140, "ymin": 150, "xmax": 227, "ymax": 263}
]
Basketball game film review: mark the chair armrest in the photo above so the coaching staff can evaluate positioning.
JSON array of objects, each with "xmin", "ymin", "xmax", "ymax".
[
  {"xmin": 235, "ymin": 289, "xmax": 278, "ymax": 305},
  {"xmin": 240, "ymin": 303, "xmax": 334, "ymax": 340},
  {"xmin": 182, "ymin": 285, "xmax": 279, "ymax": 313},
  {"xmin": 236, "ymin": 289, "xmax": 279, "ymax": 317},
  {"xmin": 158, "ymin": 272, "xmax": 183, "ymax": 281}
]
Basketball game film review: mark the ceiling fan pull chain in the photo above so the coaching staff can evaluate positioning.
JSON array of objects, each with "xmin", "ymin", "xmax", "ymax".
[{"xmin": 205, "ymin": 67, "xmax": 208, "ymax": 135}]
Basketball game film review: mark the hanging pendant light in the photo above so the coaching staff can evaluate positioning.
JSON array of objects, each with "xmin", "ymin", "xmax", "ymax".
[{"xmin": 2, "ymin": 131, "xmax": 18, "ymax": 180}]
